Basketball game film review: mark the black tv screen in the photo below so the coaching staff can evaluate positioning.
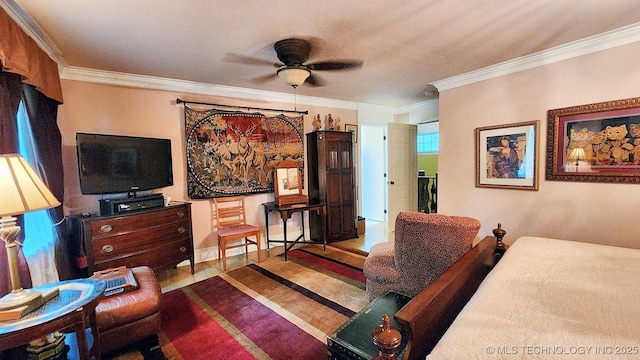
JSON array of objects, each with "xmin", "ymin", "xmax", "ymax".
[{"xmin": 76, "ymin": 133, "xmax": 173, "ymax": 195}]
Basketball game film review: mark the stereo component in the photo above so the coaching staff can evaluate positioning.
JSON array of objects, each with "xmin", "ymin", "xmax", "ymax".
[{"xmin": 99, "ymin": 194, "xmax": 165, "ymax": 216}]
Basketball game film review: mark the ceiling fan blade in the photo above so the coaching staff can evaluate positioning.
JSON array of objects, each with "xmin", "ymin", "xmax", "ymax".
[
  {"xmin": 250, "ymin": 73, "xmax": 277, "ymax": 84},
  {"xmin": 224, "ymin": 53, "xmax": 281, "ymax": 67},
  {"xmin": 305, "ymin": 73, "xmax": 326, "ymax": 87},
  {"xmin": 306, "ymin": 60, "xmax": 363, "ymax": 71}
]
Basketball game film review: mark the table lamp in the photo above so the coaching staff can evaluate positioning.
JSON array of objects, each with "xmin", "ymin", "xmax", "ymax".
[
  {"xmin": 0, "ymin": 154, "xmax": 60, "ymax": 314},
  {"xmin": 567, "ymin": 147, "xmax": 586, "ymax": 172}
]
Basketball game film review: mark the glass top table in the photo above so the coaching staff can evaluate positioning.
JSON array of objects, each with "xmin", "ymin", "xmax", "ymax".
[{"xmin": 0, "ymin": 278, "xmax": 105, "ymax": 360}]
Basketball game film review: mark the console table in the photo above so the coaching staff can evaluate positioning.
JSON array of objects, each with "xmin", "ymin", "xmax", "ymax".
[
  {"xmin": 0, "ymin": 278, "xmax": 106, "ymax": 360},
  {"xmin": 262, "ymin": 202, "xmax": 327, "ymax": 260}
]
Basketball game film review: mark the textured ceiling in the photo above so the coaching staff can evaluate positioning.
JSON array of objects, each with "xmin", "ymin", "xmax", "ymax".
[{"xmin": 8, "ymin": 0, "xmax": 640, "ymax": 106}]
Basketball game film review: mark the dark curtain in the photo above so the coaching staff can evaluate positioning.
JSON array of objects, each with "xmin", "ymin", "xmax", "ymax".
[
  {"xmin": 22, "ymin": 84, "xmax": 71, "ymax": 280},
  {"xmin": 0, "ymin": 71, "xmax": 32, "ymax": 296}
]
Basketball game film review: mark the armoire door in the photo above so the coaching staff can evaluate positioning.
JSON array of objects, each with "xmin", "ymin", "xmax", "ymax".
[{"xmin": 326, "ymin": 137, "xmax": 356, "ymax": 240}]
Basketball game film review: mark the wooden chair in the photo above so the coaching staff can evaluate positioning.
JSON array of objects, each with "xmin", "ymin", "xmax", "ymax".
[{"xmin": 213, "ymin": 196, "xmax": 262, "ymax": 270}]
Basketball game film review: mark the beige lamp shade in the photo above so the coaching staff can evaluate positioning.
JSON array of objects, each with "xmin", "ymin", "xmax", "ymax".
[
  {"xmin": 567, "ymin": 147, "xmax": 586, "ymax": 161},
  {"xmin": 277, "ymin": 66, "xmax": 311, "ymax": 87},
  {"xmin": 0, "ymin": 154, "xmax": 60, "ymax": 313},
  {"xmin": 0, "ymin": 153, "xmax": 60, "ymax": 217}
]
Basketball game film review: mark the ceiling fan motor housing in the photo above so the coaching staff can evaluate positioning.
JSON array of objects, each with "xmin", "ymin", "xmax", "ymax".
[{"xmin": 274, "ymin": 38, "xmax": 311, "ymax": 65}]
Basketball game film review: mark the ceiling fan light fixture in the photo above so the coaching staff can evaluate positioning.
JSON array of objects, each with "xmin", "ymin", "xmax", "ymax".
[{"xmin": 277, "ymin": 66, "xmax": 311, "ymax": 87}]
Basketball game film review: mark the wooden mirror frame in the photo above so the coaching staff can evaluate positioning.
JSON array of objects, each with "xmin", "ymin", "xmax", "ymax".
[{"xmin": 274, "ymin": 160, "xmax": 308, "ymax": 205}]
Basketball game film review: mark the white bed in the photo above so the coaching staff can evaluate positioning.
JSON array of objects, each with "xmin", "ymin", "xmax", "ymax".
[{"xmin": 426, "ymin": 236, "xmax": 640, "ymax": 359}]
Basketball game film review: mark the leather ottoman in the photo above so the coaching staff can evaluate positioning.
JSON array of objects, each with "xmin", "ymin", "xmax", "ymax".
[{"xmin": 95, "ymin": 266, "xmax": 162, "ymax": 354}]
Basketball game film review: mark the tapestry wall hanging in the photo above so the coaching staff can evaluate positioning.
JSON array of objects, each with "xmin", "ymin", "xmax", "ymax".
[{"xmin": 185, "ymin": 107, "xmax": 304, "ymax": 198}]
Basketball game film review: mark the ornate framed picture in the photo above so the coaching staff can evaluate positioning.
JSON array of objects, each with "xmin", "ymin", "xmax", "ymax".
[
  {"xmin": 476, "ymin": 120, "xmax": 539, "ymax": 190},
  {"xmin": 546, "ymin": 97, "xmax": 640, "ymax": 183},
  {"xmin": 345, "ymin": 124, "xmax": 357, "ymax": 143}
]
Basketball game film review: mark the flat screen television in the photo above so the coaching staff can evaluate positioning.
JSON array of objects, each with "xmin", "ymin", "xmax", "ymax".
[{"xmin": 76, "ymin": 133, "xmax": 173, "ymax": 196}]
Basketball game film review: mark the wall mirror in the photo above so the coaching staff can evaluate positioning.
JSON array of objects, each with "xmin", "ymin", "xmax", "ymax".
[{"xmin": 274, "ymin": 159, "xmax": 307, "ymax": 205}]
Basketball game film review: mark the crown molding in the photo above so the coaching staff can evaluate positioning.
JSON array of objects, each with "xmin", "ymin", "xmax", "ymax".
[
  {"xmin": 399, "ymin": 98, "xmax": 439, "ymax": 113},
  {"xmin": 60, "ymin": 66, "xmax": 359, "ymax": 110},
  {"xmin": 432, "ymin": 22, "xmax": 640, "ymax": 92},
  {"xmin": 400, "ymin": 99, "xmax": 439, "ymax": 123}
]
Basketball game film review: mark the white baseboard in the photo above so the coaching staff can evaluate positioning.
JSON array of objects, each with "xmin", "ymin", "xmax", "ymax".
[{"xmin": 174, "ymin": 242, "xmax": 286, "ymax": 269}]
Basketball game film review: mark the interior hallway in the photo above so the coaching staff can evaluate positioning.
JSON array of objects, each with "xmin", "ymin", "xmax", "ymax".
[{"xmin": 156, "ymin": 220, "xmax": 391, "ymax": 293}]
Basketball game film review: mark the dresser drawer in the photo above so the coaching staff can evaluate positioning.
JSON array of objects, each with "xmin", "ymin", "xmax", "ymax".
[
  {"xmin": 94, "ymin": 238, "xmax": 191, "ymax": 272},
  {"xmin": 91, "ymin": 219, "xmax": 191, "ymax": 262},
  {"xmin": 89, "ymin": 206, "xmax": 190, "ymax": 240}
]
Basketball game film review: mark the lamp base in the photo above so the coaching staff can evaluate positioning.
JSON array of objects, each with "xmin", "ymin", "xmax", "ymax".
[
  {"xmin": 0, "ymin": 288, "xmax": 43, "ymax": 312},
  {"xmin": 0, "ymin": 287, "xmax": 59, "ymax": 321}
]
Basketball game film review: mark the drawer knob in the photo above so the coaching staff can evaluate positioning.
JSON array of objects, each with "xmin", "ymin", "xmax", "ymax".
[
  {"xmin": 177, "ymin": 211, "xmax": 185, "ymax": 218},
  {"xmin": 100, "ymin": 225, "xmax": 113, "ymax": 233},
  {"xmin": 180, "ymin": 246, "xmax": 187, "ymax": 253},
  {"xmin": 178, "ymin": 227, "xmax": 186, "ymax": 234},
  {"xmin": 102, "ymin": 245, "xmax": 114, "ymax": 253}
]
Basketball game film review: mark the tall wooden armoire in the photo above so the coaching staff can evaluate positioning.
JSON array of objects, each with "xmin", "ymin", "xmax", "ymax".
[{"xmin": 306, "ymin": 131, "xmax": 357, "ymax": 242}]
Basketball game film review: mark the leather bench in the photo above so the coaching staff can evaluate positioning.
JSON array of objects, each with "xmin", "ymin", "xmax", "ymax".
[{"xmin": 95, "ymin": 266, "xmax": 162, "ymax": 354}]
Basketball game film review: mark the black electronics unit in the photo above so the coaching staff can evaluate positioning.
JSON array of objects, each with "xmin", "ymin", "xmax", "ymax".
[
  {"xmin": 99, "ymin": 194, "xmax": 165, "ymax": 216},
  {"xmin": 76, "ymin": 133, "xmax": 173, "ymax": 195}
]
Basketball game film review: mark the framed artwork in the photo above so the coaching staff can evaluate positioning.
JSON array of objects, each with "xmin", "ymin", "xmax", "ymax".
[
  {"xmin": 546, "ymin": 97, "xmax": 640, "ymax": 183},
  {"xmin": 476, "ymin": 120, "xmax": 539, "ymax": 190},
  {"xmin": 345, "ymin": 124, "xmax": 358, "ymax": 143},
  {"xmin": 185, "ymin": 108, "xmax": 304, "ymax": 198}
]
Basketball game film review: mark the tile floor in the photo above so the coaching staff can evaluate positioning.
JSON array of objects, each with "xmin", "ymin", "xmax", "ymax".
[{"xmin": 155, "ymin": 220, "xmax": 392, "ymax": 292}]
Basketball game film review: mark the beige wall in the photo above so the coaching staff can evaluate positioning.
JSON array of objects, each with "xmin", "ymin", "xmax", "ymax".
[
  {"xmin": 438, "ymin": 41, "xmax": 640, "ymax": 249},
  {"xmin": 58, "ymin": 80, "xmax": 357, "ymax": 262}
]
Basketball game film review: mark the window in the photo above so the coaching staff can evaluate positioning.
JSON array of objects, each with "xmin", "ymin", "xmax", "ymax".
[
  {"xmin": 417, "ymin": 132, "xmax": 439, "ymax": 153},
  {"xmin": 17, "ymin": 100, "xmax": 58, "ymax": 283}
]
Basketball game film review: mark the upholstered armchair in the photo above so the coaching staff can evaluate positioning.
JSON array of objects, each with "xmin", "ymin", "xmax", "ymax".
[{"xmin": 363, "ymin": 212, "xmax": 481, "ymax": 301}]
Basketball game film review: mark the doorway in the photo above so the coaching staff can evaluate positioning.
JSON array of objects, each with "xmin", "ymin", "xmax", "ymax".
[
  {"xmin": 359, "ymin": 123, "xmax": 418, "ymax": 232},
  {"xmin": 360, "ymin": 125, "xmax": 386, "ymax": 222}
]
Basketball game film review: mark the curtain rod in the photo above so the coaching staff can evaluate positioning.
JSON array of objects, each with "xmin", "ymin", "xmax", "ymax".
[{"xmin": 176, "ymin": 99, "xmax": 308, "ymax": 115}]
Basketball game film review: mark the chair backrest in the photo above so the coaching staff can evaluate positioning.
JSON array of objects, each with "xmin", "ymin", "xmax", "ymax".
[
  {"xmin": 393, "ymin": 212, "xmax": 480, "ymax": 296},
  {"xmin": 213, "ymin": 196, "xmax": 249, "ymax": 229}
]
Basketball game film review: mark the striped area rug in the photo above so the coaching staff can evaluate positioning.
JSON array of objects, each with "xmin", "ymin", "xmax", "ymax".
[{"xmin": 110, "ymin": 245, "xmax": 368, "ymax": 360}]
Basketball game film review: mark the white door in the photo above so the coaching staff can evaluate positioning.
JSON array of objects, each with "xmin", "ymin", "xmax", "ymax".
[
  {"xmin": 360, "ymin": 125, "xmax": 386, "ymax": 222},
  {"xmin": 387, "ymin": 123, "xmax": 417, "ymax": 231}
]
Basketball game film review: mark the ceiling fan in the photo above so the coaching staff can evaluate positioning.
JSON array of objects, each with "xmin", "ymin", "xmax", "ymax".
[{"xmin": 227, "ymin": 38, "xmax": 363, "ymax": 88}]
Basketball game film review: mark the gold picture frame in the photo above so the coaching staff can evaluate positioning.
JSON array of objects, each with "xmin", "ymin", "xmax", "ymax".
[
  {"xmin": 546, "ymin": 97, "xmax": 640, "ymax": 183},
  {"xmin": 345, "ymin": 124, "xmax": 357, "ymax": 143},
  {"xmin": 476, "ymin": 120, "xmax": 539, "ymax": 190}
]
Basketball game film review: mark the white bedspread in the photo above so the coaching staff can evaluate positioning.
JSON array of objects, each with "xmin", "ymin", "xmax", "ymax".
[{"xmin": 427, "ymin": 236, "xmax": 640, "ymax": 359}]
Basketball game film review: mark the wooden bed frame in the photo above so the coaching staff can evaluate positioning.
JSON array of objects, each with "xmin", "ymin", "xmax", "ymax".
[{"xmin": 391, "ymin": 236, "xmax": 499, "ymax": 360}]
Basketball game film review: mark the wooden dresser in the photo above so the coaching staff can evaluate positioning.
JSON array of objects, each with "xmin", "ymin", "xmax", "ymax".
[
  {"xmin": 306, "ymin": 131, "xmax": 357, "ymax": 242},
  {"xmin": 71, "ymin": 202, "xmax": 194, "ymax": 275}
]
